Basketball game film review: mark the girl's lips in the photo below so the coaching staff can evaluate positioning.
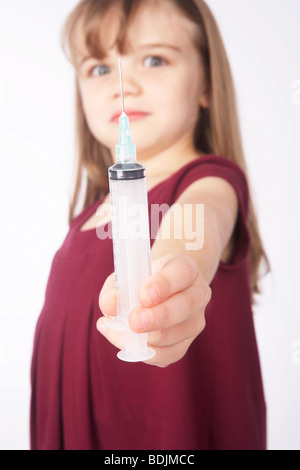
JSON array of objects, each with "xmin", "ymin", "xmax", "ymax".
[{"xmin": 110, "ymin": 110, "xmax": 151, "ymax": 123}]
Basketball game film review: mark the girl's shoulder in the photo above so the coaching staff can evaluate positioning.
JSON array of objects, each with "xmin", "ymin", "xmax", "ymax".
[
  {"xmin": 154, "ymin": 154, "xmax": 249, "ymax": 210},
  {"xmin": 149, "ymin": 154, "xmax": 251, "ymax": 270},
  {"xmin": 173, "ymin": 154, "xmax": 248, "ymax": 186}
]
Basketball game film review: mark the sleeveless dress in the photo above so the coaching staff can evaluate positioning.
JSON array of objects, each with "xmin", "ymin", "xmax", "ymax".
[{"xmin": 30, "ymin": 155, "xmax": 266, "ymax": 450}]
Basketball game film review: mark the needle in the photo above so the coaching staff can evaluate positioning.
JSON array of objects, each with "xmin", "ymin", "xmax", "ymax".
[{"xmin": 118, "ymin": 58, "xmax": 125, "ymax": 114}]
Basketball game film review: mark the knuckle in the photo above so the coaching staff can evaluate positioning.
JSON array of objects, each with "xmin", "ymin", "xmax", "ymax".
[
  {"xmin": 177, "ymin": 341, "xmax": 190, "ymax": 361},
  {"xmin": 151, "ymin": 271, "xmax": 171, "ymax": 299},
  {"xmin": 196, "ymin": 276, "xmax": 212, "ymax": 307},
  {"xmin": 179, "ymin": 255, "xmax": 198, "ymax": 283},
  {"xmin": 152, "ymin": 253, "xmax": 173, "ymax": 271},
  {"xmin": 157, "ymin": 362, "xmax": 169, "ymax": 369},
  {"xmin": 148, "ymin": 329, "xmax": 165, "ymax": 346},
  {"xmin": 158, "ymin": 271, "xmax": 172, "ymax": 296},
  {"xmin": 185, "ymin": 283, "xmax": 201, "ymax": 316},
  {"xmin": 199, "ymin": 315, "xmax": 206, "ymax": 333},
  {"xmin": 186, "ymin": 291, "xmax": 196, "ymax": 316},
  {"xmin": 192, "ymin": 315, "xmax": 206, "ymax": 336},
  {"xmin": 172, "ymin": 341, "xmax": 190, "ymax": 365},
  {"xmin": 205, "ymin": 285, "xmax": 212, "ymax": 304},
  {"xmin": 153, "ymin": 339, "xmax": 193, "ymax": 368},
  {"xmin": 156, "ymin": 299, "xmax": 170, "ymax": 324}
]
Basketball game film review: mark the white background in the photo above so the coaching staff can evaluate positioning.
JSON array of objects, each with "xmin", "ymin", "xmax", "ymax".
[{"xmin": 0, "ymin": 0, "xmax": 299, "ymax": 450}]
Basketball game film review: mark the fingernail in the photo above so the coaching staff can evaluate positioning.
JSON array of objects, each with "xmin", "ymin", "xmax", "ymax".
[
  {"xmin": 100, "ymin": 288, "xmax": 115, "ymax": 306},
  {"xmin": 149, "ymin": 285, "xmax": 159, "ymax": 304},
  {"xmin": 138, "ymin": 310, "xmax": 151, "ymax": 330},
  {"xmin": 97, "ymin": 321, "xmax": 107, "ymax": 335}
]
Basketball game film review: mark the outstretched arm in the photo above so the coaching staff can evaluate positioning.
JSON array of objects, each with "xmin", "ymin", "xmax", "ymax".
[{"xmin": 97, "ymin": 176, "xmax": 238, "ymax": 367}]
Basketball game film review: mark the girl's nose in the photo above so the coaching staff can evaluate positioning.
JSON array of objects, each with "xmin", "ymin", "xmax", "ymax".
[{"xmin": 112, "ymin": 64, "xmax": 142, "ymax": 102}]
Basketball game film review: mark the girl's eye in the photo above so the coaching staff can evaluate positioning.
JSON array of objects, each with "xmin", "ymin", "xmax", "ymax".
[
  {"xmin": 143, "ymin": 56, "xmax": 167, "ymax": 68},
  {"xmin": 90, "ymin": 64, "xmax": 111, "ymax": 77}
]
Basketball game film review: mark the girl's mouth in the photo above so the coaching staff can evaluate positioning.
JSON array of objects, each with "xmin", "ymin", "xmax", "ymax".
[{"xmin": 110, "ymin": 110, "xmax": 151, "ymax": 123}]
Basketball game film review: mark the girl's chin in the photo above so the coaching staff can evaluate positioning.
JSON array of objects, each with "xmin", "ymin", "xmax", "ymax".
[{"xmin": 107, "ymin": 145, "xmax": 161, "ymax": 162}]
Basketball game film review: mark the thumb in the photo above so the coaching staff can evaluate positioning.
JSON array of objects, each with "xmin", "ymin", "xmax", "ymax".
[{"xmin": 99, "ymin": 272, "xmax": 117, "ymax": 317}]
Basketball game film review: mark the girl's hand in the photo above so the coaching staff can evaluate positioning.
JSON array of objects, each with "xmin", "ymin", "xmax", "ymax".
[{"xmin": 96, "ymin": 253, "xmax": 212, "ymax": 368}]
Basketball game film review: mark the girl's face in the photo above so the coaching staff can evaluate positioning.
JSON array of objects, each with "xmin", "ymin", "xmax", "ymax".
[{"xmin": 75, "ymin": 0, "xmax": 208, "ymax": 161}]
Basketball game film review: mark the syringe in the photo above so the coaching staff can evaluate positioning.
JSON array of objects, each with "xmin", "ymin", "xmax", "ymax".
[{"xmin": 106, "ymin": 59, "xmax": 155, "ymax": 362}]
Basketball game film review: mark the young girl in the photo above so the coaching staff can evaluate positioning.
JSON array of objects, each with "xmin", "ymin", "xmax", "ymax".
[{"xmin": 30, "ymin": 0, "xmax": 270, "ymax": 450}]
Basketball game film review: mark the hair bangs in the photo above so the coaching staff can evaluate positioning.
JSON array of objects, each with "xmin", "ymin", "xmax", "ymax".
[{"xmin": 61, "ymin": 0, "xmax": 142, "ymax": 66}]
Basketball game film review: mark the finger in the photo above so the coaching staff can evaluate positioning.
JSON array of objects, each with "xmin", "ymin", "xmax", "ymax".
[
  {"xmin": 130, "ymin": 279, "xmax": 203, "ymax": 333},
  {"xmin": 139, "ymin": 254, "xmax": 199, "ymax": 308},
  {"xmin": 96, "ymin": 317, "xmax": 125, "ymax": 350},
  {"xmin": 99, "ymin": 273, "xmax": 117, "ymax": 317},
  {"xmin": 144, "ymin": 338, "xmax": 194, "ymax": 368},
  {"xmin": 147, "ymin": 314, "xmax": 206, "ymax": 348}
]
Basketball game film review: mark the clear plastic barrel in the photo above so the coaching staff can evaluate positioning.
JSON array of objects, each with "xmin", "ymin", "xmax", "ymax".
[{"xmin": 107, "ymin": 176, "xmax": 155, "ymax": 362}]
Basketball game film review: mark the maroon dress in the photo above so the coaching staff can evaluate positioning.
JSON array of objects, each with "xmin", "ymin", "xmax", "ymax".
[{"xmin": 30, "ymin": 155, "xmax": 266, "ymax": 450}]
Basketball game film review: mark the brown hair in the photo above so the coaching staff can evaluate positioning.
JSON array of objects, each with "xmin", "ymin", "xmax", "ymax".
[{"xmin": 61, "ymin": 0, "xmax": 270, "ymax": 301}]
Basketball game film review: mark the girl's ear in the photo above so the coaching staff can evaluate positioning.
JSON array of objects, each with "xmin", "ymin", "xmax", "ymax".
[{"xmin": 199, "ymin": 89, "xmax": 210, "ymax": 109}]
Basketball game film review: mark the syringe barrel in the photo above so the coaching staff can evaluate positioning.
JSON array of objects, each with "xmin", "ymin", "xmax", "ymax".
[{"xmin": 109, "ymin": 165, "xmax": 151, "ymax": 324}]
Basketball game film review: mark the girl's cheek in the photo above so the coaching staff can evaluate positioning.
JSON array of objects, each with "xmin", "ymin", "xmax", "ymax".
[{"xmin": 80, "ymin": 90, "xmax": 102, "ymax": 119}]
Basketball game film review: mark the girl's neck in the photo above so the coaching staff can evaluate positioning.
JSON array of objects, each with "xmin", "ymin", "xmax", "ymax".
[
  {"xmin": 112, "ymin": 133, "xmax": 203, "ymax": 189},
  {"xmin": 139, "ymin": 141, "xmax": 203, "ymax": 191},
  {"xmin": 144, "ymin": 148, "xmax": 201, "ymax": 181}
]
